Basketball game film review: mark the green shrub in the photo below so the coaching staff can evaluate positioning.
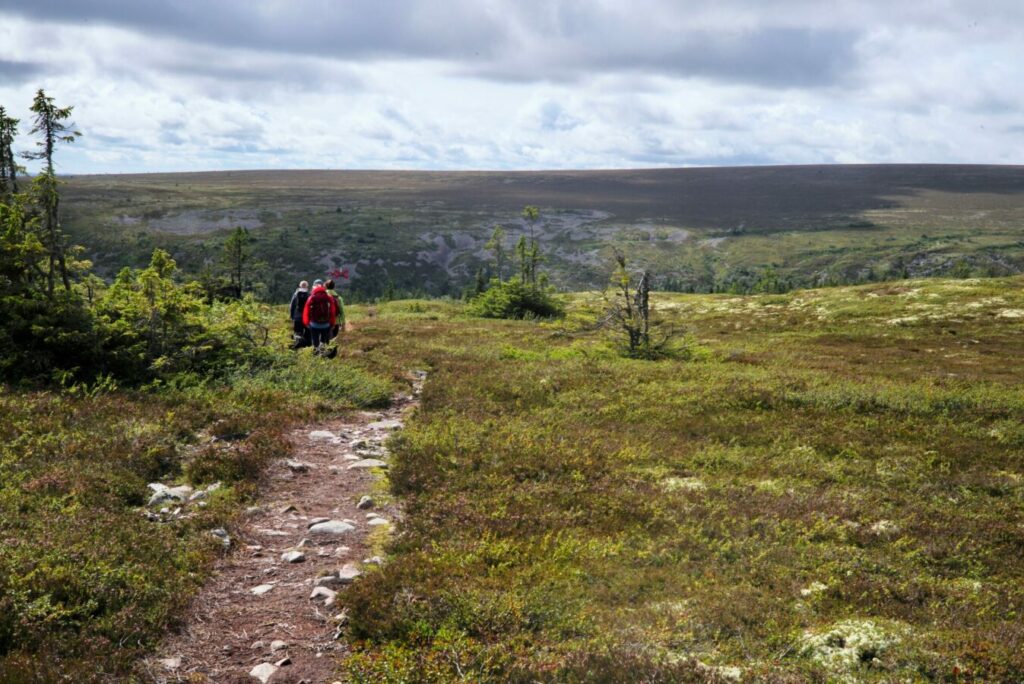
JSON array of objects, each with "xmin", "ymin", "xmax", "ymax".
[{"xmin": 467, "ymin": 278, "xmax": 564, "ymax": 320}]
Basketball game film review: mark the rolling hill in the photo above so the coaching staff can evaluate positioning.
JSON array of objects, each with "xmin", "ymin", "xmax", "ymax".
[{"xmin": 62, "ymin": 164, "xmax": 1024, "ymax": 300}]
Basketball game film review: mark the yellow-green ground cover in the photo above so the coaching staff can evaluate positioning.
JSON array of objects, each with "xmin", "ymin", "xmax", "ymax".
[{"xmin": 341, "ymin": 278, "xmax": 1024, "ymax": 681}]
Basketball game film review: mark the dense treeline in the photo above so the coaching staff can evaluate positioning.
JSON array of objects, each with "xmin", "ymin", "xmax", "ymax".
[{"xmin": 0, "ymin": 91, "xmax": 271, "ymax": 386}]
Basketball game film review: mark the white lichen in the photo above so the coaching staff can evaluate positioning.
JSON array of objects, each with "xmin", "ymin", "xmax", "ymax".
[{"xmin": 800, "ymin": 618, "xmax": 906, "ymax": 672}]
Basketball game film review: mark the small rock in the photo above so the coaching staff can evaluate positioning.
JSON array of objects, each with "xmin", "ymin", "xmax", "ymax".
[
  {"xmin": 221, "ymin": 644, "xmax": 233, "ymax": 654},
  {"xmin": 281, "ymin": 550, "xmax": 305, "ymax": 563},
  {"xmin": 251, "ymin": 640, "xmax": 266, "ymax": 650},
  {"xmin": 285, "ymin": 459, "xmax": 312, "ymax": 473},
  {"xmin": 315, "ymin": 574, "xmax": 342, "ymax": 588},
  {"xmin": 249, "ymin": 662, "xmax": 278, "ymax": 683},
  {"xmin": 307, "ymin": 517, "xmax": 330, "ymax": 527},
  {"xmin": 367, "ymin": 419, "xmax": 403, "ymax": 431},
  {"xmin": 279, "ymin": 504, "xmax": 298, "ymax": 514},
  {"xmin": 270, "ymin": 640, "xmax": 288, "ymax": 652},
  {"xmin": 210, "ymin": 528, "xmax": 231, "ymax": 548},
  {"xmin": 308, "ymin": 520, "xmax": 355, "ymax": 536},
  {"xmin": 159, "ymin": 656, "xmax": 181, "ymax": 670},
  {"xmin": 188, "ymin": 490, "xmax": 207, "ymax": 502},
  {"xmin": 275, "ymin": 657, "xmax": 291, "ymax": 667},
  {"xmin": 294, "ymin": 538, "xmax": 313, "ymax": 548},
  {"xmin": 368, "ymin": 517, "xmax": 390, "ymax": 527},
  {"xmin": 246, "ymin": 545, "xmax": 263, "ymax": 552},
  {"xmin": 333, "ymin": 609, "xmax": 350, "ymax": 625},
  {"xmin": 347, "ymin": 459, "xmax": 388, "ymax": 470},
  {"xmin": 337, "ymin": 565, "xmax": 362, "ymax": 584},
  {"xmin": 357, "ymin": 495, "xmax": 374, "ymax": 510},
  {"xmin": 365, "ymin": 512, "xmax": 379, "ymax": 519},
  {"xmin": 363, "ymin": 556, "xmax": 384, "ymax": 566},
  {"xmin": 310, "ymin": 586, "xmax": 337, "ymax": 603},
  {"xmin": 147, "ymin": 482, "xmax": 169, "ymax": 493},
  {"xmin": 309, "ymin": 430, "xmax": 340, "ymax": 442},
  {"xmin": 251, "ymin": 584, "xmax": 275, "ymax": 596}
]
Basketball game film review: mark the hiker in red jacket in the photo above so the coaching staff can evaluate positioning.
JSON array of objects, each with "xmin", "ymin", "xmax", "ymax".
[{"xmin": 302, "ymin": 279, "xmax": 338, "ymax": 353}]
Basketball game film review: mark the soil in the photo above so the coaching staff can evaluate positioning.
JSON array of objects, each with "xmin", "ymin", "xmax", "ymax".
[{"xmin": 140, "ymin": 375, "xmax": 423, "ymax": 683}]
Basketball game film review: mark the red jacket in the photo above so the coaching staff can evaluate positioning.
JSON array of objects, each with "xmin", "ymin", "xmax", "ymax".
[{"xmin": 302, "ymin": 285, "xmax": 337, "ymax": 327}]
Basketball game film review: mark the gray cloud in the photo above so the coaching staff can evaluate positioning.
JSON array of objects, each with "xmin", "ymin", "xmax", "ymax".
[
  {"xmin": 1, "ymin": 1, "xmax": 859, "ymax": 88},
  {"xmin": 0, "ymin": 58, "xmax": 47, "ymax": 84},
  {"xmin": 0, "ymin": 0, "xmax": 507, "ymax": 61}
]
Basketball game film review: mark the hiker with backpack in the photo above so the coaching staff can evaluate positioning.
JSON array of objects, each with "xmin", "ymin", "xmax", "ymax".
[
  {"xmin": 324, "ymin": 278, "xmax": 345, "ymax": 339},
  {"xmin": 302, "ymin": 279, "xmax": 338, "ymax": 352},
  {"xmin": 289, "ymin": 280, "xmax": 311, "ymax": 348}
]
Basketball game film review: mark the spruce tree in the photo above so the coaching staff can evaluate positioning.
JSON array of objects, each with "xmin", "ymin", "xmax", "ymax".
[
  {"xmin": 0, "ymin": 106, "xmax": 20, "ymax": 197},
  {"xmin": 22, "ymin": 89, "xmax": 80, "ymax": 293}
]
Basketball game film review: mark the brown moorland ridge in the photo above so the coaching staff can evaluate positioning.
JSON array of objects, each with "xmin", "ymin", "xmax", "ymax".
[{"xmin": 65, "ymin": 163, "xmax": 1024, "ymax": 228}]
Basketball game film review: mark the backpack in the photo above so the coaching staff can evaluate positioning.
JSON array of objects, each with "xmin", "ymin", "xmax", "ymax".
[{"xmin": 308, "ymin": 289, "xmax": 332, "ymax": 325}]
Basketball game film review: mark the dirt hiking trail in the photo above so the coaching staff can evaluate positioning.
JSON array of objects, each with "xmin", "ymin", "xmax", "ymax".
[{"xmin": 142, "ymin": 372, "xmax": 425, "ymax": 683}]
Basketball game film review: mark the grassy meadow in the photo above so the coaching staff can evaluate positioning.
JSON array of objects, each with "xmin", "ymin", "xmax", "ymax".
[{"xmin": 1, "ymin": 276, "xmax": 1022, "ymax": 681}]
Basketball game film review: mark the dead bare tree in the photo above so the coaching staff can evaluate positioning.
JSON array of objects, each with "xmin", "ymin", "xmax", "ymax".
[{"xmin": 596, "ymin": 250, "xmax": 680, "ymax": 359}]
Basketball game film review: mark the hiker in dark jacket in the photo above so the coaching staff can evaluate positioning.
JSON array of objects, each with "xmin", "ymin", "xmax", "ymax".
[
  {"xmin": 289, "ymin": 280, "xmax": 310, "ymax": 347},
  {"xmin": 324, "ymin": 279, "xmax": 345, "ymax": 339},
  {"xmin": 302, "ymin": 279, "xmax": 338, "ymax": 351}
]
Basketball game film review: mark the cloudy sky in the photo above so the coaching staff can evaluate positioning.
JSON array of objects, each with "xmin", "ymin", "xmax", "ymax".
[{"xmin": 0, "ymin": 0, "xmax": 1021, "ymax": 173}]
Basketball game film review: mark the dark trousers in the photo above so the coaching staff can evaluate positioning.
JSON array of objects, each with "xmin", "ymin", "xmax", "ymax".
[
  {"xmin": 310, "ymin": 325, "xmax": 331, "ymax": 348},
  {"xmin": 292, "ymin": 319, "xmax": 310, "ymax": 346}
]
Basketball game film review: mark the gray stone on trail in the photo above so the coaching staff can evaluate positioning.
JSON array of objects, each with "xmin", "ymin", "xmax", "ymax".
[
  {"xmin": 307, "ymin": 517, "xmax": 330, "ymax": 527},
  {"xmin": 314, "ymin": 575, "xmax": 343, "ymax": 588},
  {"xmin": 308, "ymin": 520, "xmax": 355, "ymax": 536},
  {"xmin": 251, "ymin": 584, "xmax": 275, "ymax": 596},
  {"xmin": 249, "ymin": 662, "xmax": 278, "ymax": 683},
  {"xmin": 270, "ymin": 640, "xmax": 288, "ymax": 652},
  {"xmin": 367, "ymin": 419, "xmax": 403, "ymax": 431},
  {"xmin": 357, "ymin": 495, "xmax": 374, "ymax": 510},
  {"xmin": 281, "ymin": 550, "xmax": 305, "ymax": 563},
  {"xmin": 363, "ymin": 556, "xmax": 384, "ymax": 566},
  {"xmin": 368, "ymin": 517, "xmax": 390, "ymax": 527},
  {"xmin": 147, "ymin": 483, "xmax": 168, "ymax": 493},
  {"xmin": 310, "ymin": 586, "xmax": 337, "ymax": 602},
  {"xmin": 285, "ymin": 459, "xmax": 312, "ymax": 473},
  {"xmin": 309, "ymin": 430, "xmax": 341, "ymax": 443},
  {"xmin": 347, "ymin": 459, "xmax": 388, "ymax": 470},
  {"xmin": 274, "ymin": 657, "xmax": 291, "ymax": 667},
  {"xmin": 365, "ymin": 512, "xmax": 378, "ymax": 519},
  {"xmin": 337, "ymin": 566, "xmax": 362, "ymax": 584},
  {"xmin": 278, "ymin": 504, "xmax": 297, "ymax": 514}
]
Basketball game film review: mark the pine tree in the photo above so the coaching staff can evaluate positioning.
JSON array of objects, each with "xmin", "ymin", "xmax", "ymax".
[{"xmin": 22, "ymin": 89, "xmax": 80, "ymax": 294}]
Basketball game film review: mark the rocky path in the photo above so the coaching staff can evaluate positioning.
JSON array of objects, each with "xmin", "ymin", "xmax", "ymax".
[{"xmin": 142, "ymin": 372, "xmax": 424, "ymax": 683}]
